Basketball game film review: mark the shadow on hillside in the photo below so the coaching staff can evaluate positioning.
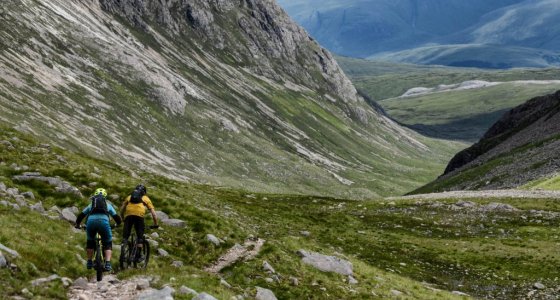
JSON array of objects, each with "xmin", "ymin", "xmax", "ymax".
[{"xmin": 405, "ymin": 109, "xmax": 510, "ymax": 142}]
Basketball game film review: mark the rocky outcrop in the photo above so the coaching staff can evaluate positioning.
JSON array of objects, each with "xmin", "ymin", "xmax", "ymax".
[
  {"xmin": 98, "ymin": 0, "xmax": 360, "ymax": 104},
  {"xmin": 13, "ymin": 173, "xmax": 82, "ymax": 198},
  {"xmin": 297, "ymin": 250, "xmax": 353, "ymax": 276}
]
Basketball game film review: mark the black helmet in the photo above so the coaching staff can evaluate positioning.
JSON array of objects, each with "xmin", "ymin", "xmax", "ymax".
[{"xmin": 135, "ymin": 184, "xmax": 147, "ymax": 195}]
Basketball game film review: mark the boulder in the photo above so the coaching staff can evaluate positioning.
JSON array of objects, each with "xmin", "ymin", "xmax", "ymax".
[
  {"xmin": 137, "ymin": 286, "xmax": 175, "ymax": 300},
  {"xmin": 171, "ymin": 260, "xmax": 183, "ymax": 268},
  {"xmin": 206, "ymin": 234, "xmax": 221, "ymax": 246},
  {"xmin": 21, "ymin": 191, "xmax": 35, "ymax": 199},
  {"xmin": 157, "ymin": 248, "xmax": 169, "ymax": 257},
  {"xmin": 533, "ymin": 282, "xmax": 546, "ymax": 290},
  {"xmin": 136, "ymin": 279, "xmax": 151, "ymax": 290},
  {"xmin": 147, "ymin": 239, "xmax": 159, "ymax": 248},
  {"xmin": 72, "ymin": 277, "xmax": 89, "ymax": 289},
  {"xmin": 193, "ymin": 292, "xmax": 218, "ymax": 300},
  {"xmin": 481, "ymin": 203, "xmax": 519, "ymax": 212},
  {"xmin": 0, "ymin": 182, "xmax": 6, "ymax": 192},
  {"xmin": 161, "ymin": 218, "xmax": 186, "ymax": 228},
  {"xmin": 69, "ymin": 206, "xmax": 79, "ymax": 214},
  {"xmin": 14, "ymin": 195, "xmax": 27, "ymax": 207},
  {"xmin": 6, "ymin": 187, "xmax": 19, "ymax": 196},
  {"xmin": 12, "ymin": 174, "xmax": 82, "ymax": 198},
  {"xmin": 0, "ymin": 200, "xmax": 8, "ymax": 207},
  {"xmin": 49, "ymin": 205, "xmax": 61, "ymax": 214},
  {"xmin": 179, "ymin": 286, "xmax": 198, "ymax": 296},
  {"xmin": 220, "ymin": 278, "xmax": 232, "ymax": 288},
  {"xmin": 31, "ymin": 274, "xmax": 60, "ymax": 286},
  {"xmin": 30, "ymin": 201, "xmax": 45, "ymax": 213},
  {"xmin": 150, "ymin": 232, "xmax": 160, "ymax": 239},
  {"xmin": 348, "ymin": 275, "xmax": 358, "ymax": 285},
  {"xmin": 155, "ymin": 211, "xmax": 170, "ymax": 220},
  {"xmin": 262, "ymin": 261, "xmax": 275, "ymax": 274},
  {"xmin": 0, "ymin": 243, "xmax": 20, "ymax": 258},
  {"xmin": 255, "ymin": 287, "xmax": 277, "ymax": 300},
  {"xmin": 300, "ymin": 231, "xmax": 311, "ymax": 237},
  {"xmin": 297, "ymin": 250, "xmax": 353, "ymax": 276},
  {"xmin": 60, "ymin": 208, "xmax": 77, "ymax": 223},
  {"xmin": 0, "ymin": 252, "xmax": 7, "ymax": 268}
]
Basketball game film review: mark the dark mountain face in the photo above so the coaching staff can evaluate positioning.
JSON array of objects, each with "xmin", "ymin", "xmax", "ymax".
[
  {"xmin": 415, "ymin": 90, "xmax": 560, "ymax": 193},
  {"xmin": 277, "ymin": 0, "xmax": 525, "ymax": 57}
]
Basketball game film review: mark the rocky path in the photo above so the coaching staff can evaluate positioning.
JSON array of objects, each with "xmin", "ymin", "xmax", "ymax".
[
  {"xmin": 387, "ymin": 189, "xmax": 560, "ymax": 201},
  {"xmin": 205, "ymin": 238, "xmax": 265, "ymax": 274},
  {"xmin": 67, "ymin": 275, "xmax": 175, "ymax": 300}
]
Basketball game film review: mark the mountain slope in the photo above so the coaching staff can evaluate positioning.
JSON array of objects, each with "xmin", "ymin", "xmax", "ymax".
[
  {"xmin": 0, "ymin": 0, "xmax": 459, "ymax": 198},
  {"xmin": 414, "ymin": 90, "xmax": 560, "ymax": 193},
  {"xmin": 2, "ymin": 126, "xmax": 560, "ymax": 299}
]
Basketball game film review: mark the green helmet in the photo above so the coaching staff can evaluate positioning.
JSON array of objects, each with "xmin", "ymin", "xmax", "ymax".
[{"xmin": 94, "ymin": 188, "xmax": 107, "ymax": 197}]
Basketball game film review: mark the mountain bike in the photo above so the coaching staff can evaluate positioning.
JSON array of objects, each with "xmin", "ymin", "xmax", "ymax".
[
  {"xmin": 81, "ymin": 224, "xmax": 116, "ymax": 281},
  {"xmin": 119, "ymin": 225, "xmax": 158, "ymax": 269}
]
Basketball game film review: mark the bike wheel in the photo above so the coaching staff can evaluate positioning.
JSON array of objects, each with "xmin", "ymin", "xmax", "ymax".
[
  {"xmin": 119, "ymin": 241, "xmax": 129, "ymax": 270},
  {"xmin": 139, "ymin": 239, "xmax": 150, "ymax": 269},
  {"xmin": 95, "ymin": 246, "xmax": 103, "ymax": 282}
]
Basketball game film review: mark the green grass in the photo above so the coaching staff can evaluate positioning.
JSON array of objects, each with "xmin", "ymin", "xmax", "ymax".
[
  {"xmin": 2, "ymin": 124, "xmax": 560, "ymax": 299},
  {"xmin": 336, "ymin": 56, "xmax": 560, "ymax": 141}
]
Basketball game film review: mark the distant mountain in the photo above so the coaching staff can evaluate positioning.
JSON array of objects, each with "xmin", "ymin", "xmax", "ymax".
[
  {"xmin": 414, "ymin": 91, "xmax": 560, "ymax": 193},
  {"xmin": 278, "ymin": 0, "xmax": 560, "ymax": 68}
]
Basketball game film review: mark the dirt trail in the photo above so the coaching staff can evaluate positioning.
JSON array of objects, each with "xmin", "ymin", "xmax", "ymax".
[{"xmin": 388, "ymin": 189, "xmax": 560, "ymax": 201}]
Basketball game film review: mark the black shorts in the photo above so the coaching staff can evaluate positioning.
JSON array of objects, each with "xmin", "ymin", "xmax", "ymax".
[{"xmin": 123, "ymin": 215, "xmax": 145, "ymax": 243}]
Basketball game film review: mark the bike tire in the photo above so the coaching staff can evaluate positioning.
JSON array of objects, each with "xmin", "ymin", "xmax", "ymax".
[
  {"xmin": 119, "ymin": 241, "xmax": 128, "ymax": 270},
  {"xmin": 140, "ymin": 239, "xmax": 150, "ymax": 269},
  {"xmin": 95, "ymin": 245, "xmax": 103, "ymax": 282}
]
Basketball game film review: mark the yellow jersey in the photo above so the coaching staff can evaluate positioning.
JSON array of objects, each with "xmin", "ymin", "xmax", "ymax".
[{"xmin": 122, "ymin": 195, "xmax": 154, "ymax": 218}]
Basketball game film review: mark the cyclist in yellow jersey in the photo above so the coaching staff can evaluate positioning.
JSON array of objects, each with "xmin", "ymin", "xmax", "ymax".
[{"xmin": 120, "ymin": 184, "xmax": 158, "ymax": 262}]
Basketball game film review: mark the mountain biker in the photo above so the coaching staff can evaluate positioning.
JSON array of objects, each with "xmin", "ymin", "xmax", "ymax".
[
  {"xmin": 75, "ymin": 188, "xmax": 122, "ymax": 271},
  {"xmin": 120, "ymin": 184, "xmax": 159, "ymax": 262}
]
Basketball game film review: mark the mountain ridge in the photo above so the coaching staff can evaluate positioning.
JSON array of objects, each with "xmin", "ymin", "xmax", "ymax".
[{"xmin": 0, "ymin": 0, "xmax": 458, "ymax": 198}]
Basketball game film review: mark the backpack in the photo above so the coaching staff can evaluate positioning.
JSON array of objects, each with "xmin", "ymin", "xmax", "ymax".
[
  {"xmin": 90, "ymin": 194, "xmax": 109, "ymax": 215},
  {"xmin": 130, "ymin": 189, "xmax": 145, "ymax": 204}
]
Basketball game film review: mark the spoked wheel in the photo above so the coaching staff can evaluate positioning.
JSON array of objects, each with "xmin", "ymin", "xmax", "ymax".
[{"xmin": 120, "ymin": 239, "xmax": 134, "ymax": 270}]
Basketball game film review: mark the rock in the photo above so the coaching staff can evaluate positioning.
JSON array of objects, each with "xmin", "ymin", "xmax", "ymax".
[
  {"xmin": 31, "ymin": 274, "xmax": 60, "ymax": 286},
  {"xmin": 72, "ymin": 277, "xmax": 89, "ymax": 289},
  {"xmin": 533, "ymin": 282, "xmax": 546, "ymax": 290},
  {"xmin": 481, "ymin": 203, "xmax": 519, "ymax": 212},
  {"xmin": 289, "ymin": 276, "xmax": 299, "ymax": 286},
  {"xmin": 60, "ymin": 207, "xmax": 77, "ymax": 223},
  {"xmin": 147, "ymin": 239, "xmax": 159, "ymax": 248},
  {"xmin": 391, "ymin": 290, "xmax": 403, "ymax": 296},
  {"xmin": 348, "ymin": 275, "xmax": 358, "ymax": 285},
  {"xmin": 206, "ymin": 234, "xmax": 221, "ymax": 246},
  {"xmin": 155, "ymin": 211, "xmax": 170, "ymax": 220},
  {"xmin": 49, "ymin": 205, "xmax": 61, "ymax": 214},
  {"xmin": 78, "ymin": 294, "xmax": 91, "ymax": 300},
  {"xmin": 171, "ymin": 260, "xmax": 183, "ymax": 267},
  {"xmin": 137, "ymin": 286, "xmax": 175, "ymax": 300},
  {"xmin": 455, "ymin": 201, "xmax": 476, "ymax": 208},
  {"xmin": 10, "ymin": 203, "xmax": 20, "ymax": 210},
  {"xmin": 136, "ymin": 279, "xmax": 151, "ymax": 290},
  {"xmin": 193, "ymin": 292, "xmax": 218, "ymax": 300},
  {"xmin": 61, "ymin": 277, "xmax": 73, "ymax": 287},
  {"xmin": 109, "ymin": 194, "xmax": 119, "ymax": 201},
  {"xmin": 220, "ymin": 278, "xmax": 232, "ymax": 288},
  {"xmin": 255, "ymin": 287, "xmax": 277, "ymax": 300},
  {"xmin": 151, "ymin": 232, "xmax": 160, "ymax": 239},
  {"xmin": 452, "ymin": 291, "xmax": 470, "ymax": 296},
  {"xmin": 14, "ymin": 195, "xmax": 27, "ymax": 207},
  {"xmin": 0, "ymin": 200, "xmax": 8, "ymax": 207},
  {"xmin": 297, "ymin": 250, "xmax": 353, "ymax": 276},
  {"xmin": 69, "ymin": 206, "xmax": 79, "ymax": 214},
  {"xmin": 12, "ymin": 174, "xmax": 82, "ymax": 198},
  {"xmin": 21, "ymin": 191, "xmax": 35, "ymax": 199},
  {"xmin": 264, "ymin": 278, "xmax": 274, "ymax": 283},
  {"xmin": 30, "ymin": 201, "xmax": 45, "ymax": 213},
  {"xmin": 0, "ymin": 252, "xmax": 7, "ymax": 268},
  {"xmin": 263, "ymin": 261, "xmax": 276, "ymax": 273},
  {"xmin": 6, "ymin": 187, "xmax": 19, "ymax": 196},
  {"xmin": 161, "ymin": 218, "xmax": 186, "ymax": 228},
  {"xmin": 300, "ymin": 231, "xmax": 310, "ymax": 237},
  {"xmin": 0, "ymin": 243, "xmax": 20, "ymax": 258},
  {"xmin": 0, "ymin": 182, "xmax": 6, "ymax": 192},
  {"xmin": 21, "ymin": 288, "xmax": 33, "ymax": 298},
  {"xmin": 179, "ymin": 285, "xmax": 198, "ymax": 296},
  {"xmin": 157, "ymin": 248, "xmax": 169, "ymax": 257}
]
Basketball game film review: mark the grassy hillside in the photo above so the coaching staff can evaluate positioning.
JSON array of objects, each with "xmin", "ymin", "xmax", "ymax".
[
  {"xmin": 2, "ymin": 127, "xmax": 560, "ymax": 299},
  {"xmin": 337, "ymin": 57, "xmax": 560, "ymax": 141},
  {"xmin": 378, "ymin": 83, "xmax": 560, "ymax": 141}
]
